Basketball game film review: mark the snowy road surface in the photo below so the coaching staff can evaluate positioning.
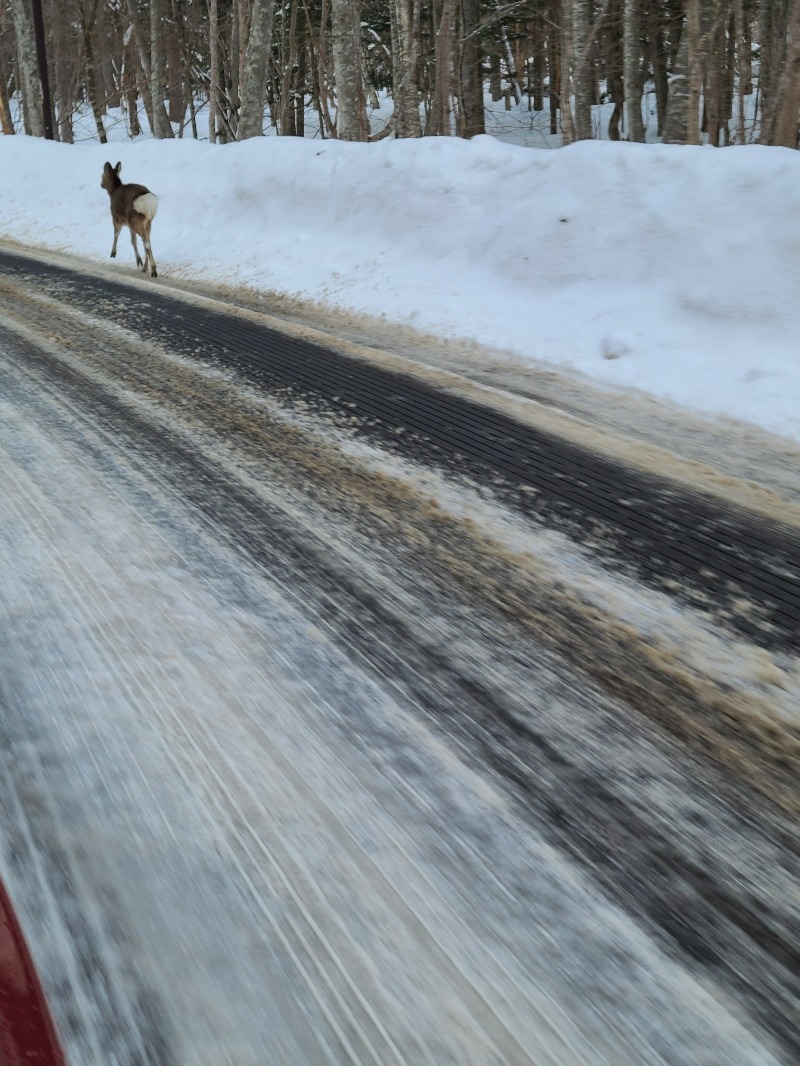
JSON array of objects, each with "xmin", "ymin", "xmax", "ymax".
[{"xmin": 0, "ymin": 247, "xmax": 798, "ymax": 1064}]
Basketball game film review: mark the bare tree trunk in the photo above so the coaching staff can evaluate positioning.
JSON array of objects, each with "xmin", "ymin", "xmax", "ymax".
[
  {"xmin": 429, "ymin": 0, "xmax": 455, "ymax": 134},
  {"xmin": 723, "ymin": 11, "xmax": 736, "ymax": 141},
  {"xmin": 572, "ymin": 0, "xmax": 593, "ymax": 137},
  {"xmin": 663, "ymin": 15, "xmax": 690, "ymax": 140},
  {"xmin": 279, "ymin": 0, "xmax": 301, "ymax": 134},
  {"xmin": 735, "ymin": 0, "xmax": 747, "ymax": 141},
  {"xmin": 15, "ymin": 52, "xmax": 31, "ymax": 133},
  {"xmin": 188, "ymin": 92, "xmax": 198, "ymax": 137},
  {"xmin": 30, "ymin": 0, "xmax": 53, "ymax": 138},
  {"xmin": 230, "ymin": 0, "xmax": 241, "ymax": 120},
  {"xmin": 703, "ymin": 15, "xmax": 725, "ymax": 143},
  {"xmin": 122, "ymin": 46, "xmax": 142, "ymax": 135},
  {"xmin": 166, "ymin": 1, "xmax": 185, "ymax": 126},
  {"xmin": 458, "ymin": 0, "xmax": 485, "ymax": 136},
  {"xmin": 294, "ymin": 44, "xmax": 306, "ymax": 134},
  {"xmin": 149, "ymin": 0, "xmax": 173, "ymax": 136},
  {"xmin": 208, "ymin": 0, "xmax": 220, "ymax": 141},
  {"xmin": 736, "ymin": 0, "xmax": 752, "ymax": 93},
  {"xmin": 307, "ymin": 37, "xmax": 327, "ymax": 137},
  {"xmin": 390, "ymin": 0, "xmax": 422, "ymax": 136},
  {"xmin": 681, "ymin": 0, "xmax": 732, "ymax": 144},
  {"xmin": 686, "ymin": 0, "xmax": 703, "ymax": 142},
  {"xmin": 80, "ymin": 0, "xmax": 107, "ymax": 143},
  {"xmin": 608, "ymin": 81, "xmax": 623, "ymax": 136},
  {"xmin": 531, "ymin": 10, "xmax": 545, "ymax": 111},
  {"xmin": 499, "ymin": 20, "xmax": 523, "ymax": 104},
  {"xmin": 45, "ymin": 3, "xmax": 73, "ymax": 142},
  {"xmin": 0, "ymin": 2, "xmax": 12, "ymax": 135},
  {"xmin": 308, "ymin": 0, "xmax": 337, "ymax": 136},
  {"xmin": 624, "ymin": 0, "xmax": 645, "ymax": 138},
  {"xmin": 125, "ymin": 0, "xmax": 160, "ymax": 135},
  {"xmin": 560, "ymin": 0, "xmax": 576, "ymax": 142},
  {"xmin": 0, "ymin": 0, "xmax": 15, "ymax": 136},
  {"xmin": 548, "ymin": 0, "xmax": 560, "ymax": 133},
  {"xmin": 237, "ymin": 0, "xmax": 276, "ymax": 139},
  {"xmin": 605, "ymin": 0, "xmax": 624, "ymax": 137},
  {"xmin": 763, "ymin": 0, "xmax": 800, "ymax": 145},
  {"xmin": 649, "ymin": 6, "xmax": 670, "ymax": 135},
  {"xmin": 488, "ymin": 47, "xmax": 502, "ymax": 100},
  {"xmin": 238, "ymin": 0, "xmax": 250, "ymax": 105},
  {"xmin": 331, "ymin": 0, "xmax": 368, "ymax": 139},
  {"xmin": 758, "ymin": 0, "xmax": 781, "ymax": 130},
  {"xmin": 0, "ymin": 71, "xmax": 14, "ymax": 134},
  {"xmin": 10, "ymin": 0, "xmax": 44, "ymax": 135}
]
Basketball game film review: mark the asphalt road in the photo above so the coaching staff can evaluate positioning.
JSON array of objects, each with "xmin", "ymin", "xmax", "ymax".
[{"xmin": 0, "ymin": 245, "xmax": 798, "ymax": 1065}]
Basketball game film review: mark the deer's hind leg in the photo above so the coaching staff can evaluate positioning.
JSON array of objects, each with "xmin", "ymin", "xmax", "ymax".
[
  {"xmin": 131, "ymin": 214, "xmax": 155, "ymax": 276},
  {"xmin": 129, "ymin": 222, "xmax": 145, "ymax": 272},
  {"xmin": 142, "ymin": 218, "xmax": 157, "ymax": 278}
]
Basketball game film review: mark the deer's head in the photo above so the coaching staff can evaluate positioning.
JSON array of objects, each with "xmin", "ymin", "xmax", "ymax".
[{"xmin": 101, "ymin": 161, "xmax": 122, "ymax": 194}]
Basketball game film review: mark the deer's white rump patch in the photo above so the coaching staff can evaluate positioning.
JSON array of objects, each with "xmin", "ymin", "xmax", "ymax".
[{"xmin": 132, "ymin": 192, "xmax": 159, "ymax": 221}]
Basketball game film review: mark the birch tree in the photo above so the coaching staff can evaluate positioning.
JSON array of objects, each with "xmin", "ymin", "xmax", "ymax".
[
  {"xmin": 686, "ymin": 0, "xmax": 703, "ymax": 143},
  {"xmin": 430, "ymin": 0, "xmax": 456, "ymax": 135},
  {"xmin": 389, "ymin": 0, "xmax": 421, "ymax": 136},
  {"xmin": 663, "ymin": 16, "xmax": 690, "ymax": 140},
  {"xmin": 331, "ymin": 0, "xmax": 368, "ymax": 138},
  {"xmin": 560, "ymin": 0, "xmax": 593, "ymax": 141},
  {"xmin": 623, "ymin": 0, "xmax": 644, "ymax": 138},
  {"xmin": 572, "ymin": 0, "xmax": 593, "ymax": 139},
  {"xmin": 237, "ymin": 0, "xmax": 276, "ymax": 139},
  {"xmin": 9, "ymin": 0, "xmax": 43, "ymax": 135},
  {"xmin": 125, "ymin": 0, "xmax": 168, "ymax": 137}
]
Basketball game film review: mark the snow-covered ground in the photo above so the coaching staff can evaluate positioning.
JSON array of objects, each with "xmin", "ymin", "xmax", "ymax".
[{"xmin": 2, "ymin": 121, "xmax": 800, "ymax": 440}]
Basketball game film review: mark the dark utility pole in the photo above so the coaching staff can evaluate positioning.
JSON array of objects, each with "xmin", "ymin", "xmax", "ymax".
[{"xmin": 30, "ymin": 0, "xmax": 54, "ymax": 138}]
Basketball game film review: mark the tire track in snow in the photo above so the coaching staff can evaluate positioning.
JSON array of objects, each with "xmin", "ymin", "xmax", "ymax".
[
  {"xmin": 0, "ymin": 287, "xmax": 793, "ymax": 1061},
  {"xmin": 0, "ymin": 365, "xmax": 597, "ymax": 1064},
  {"xmin": 2, "ymin": 247, "xmax": 800, "ymax": 654}
]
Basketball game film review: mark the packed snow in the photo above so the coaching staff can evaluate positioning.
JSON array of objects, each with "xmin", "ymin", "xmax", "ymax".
[{"xmin": 2, "ymin": 121, "xmax": 800, "ymax": 440}]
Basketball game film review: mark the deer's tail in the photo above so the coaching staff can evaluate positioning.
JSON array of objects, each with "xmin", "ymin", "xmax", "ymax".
[{"xmin": 133, "ymin": 192, "xmax": 159, "ymax": 221}]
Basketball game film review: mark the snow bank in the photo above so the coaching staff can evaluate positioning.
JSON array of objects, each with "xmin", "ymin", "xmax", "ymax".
[{"xmin": 2, "ymin": 133, "xmax": 800, "ymax": 438}]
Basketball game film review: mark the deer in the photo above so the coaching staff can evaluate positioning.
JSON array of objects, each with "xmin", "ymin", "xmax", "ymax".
[{"xmin": 101, "ymin": 161, "xmax": 159, "ymax": 278}]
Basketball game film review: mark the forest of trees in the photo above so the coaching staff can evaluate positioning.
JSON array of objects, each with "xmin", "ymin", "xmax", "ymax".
[{"xmin": 1, "ymin": 0, "xmax": 800, "ymax": 148}]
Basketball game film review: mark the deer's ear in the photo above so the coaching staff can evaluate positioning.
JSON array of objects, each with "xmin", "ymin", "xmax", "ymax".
[
  {"xmin": 114, "ymin": 161, "xmax": 122, "ymax": 174},
  {"xmin": 103, "ymin": 162, "xmax": 112, "ymax": 173}
]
